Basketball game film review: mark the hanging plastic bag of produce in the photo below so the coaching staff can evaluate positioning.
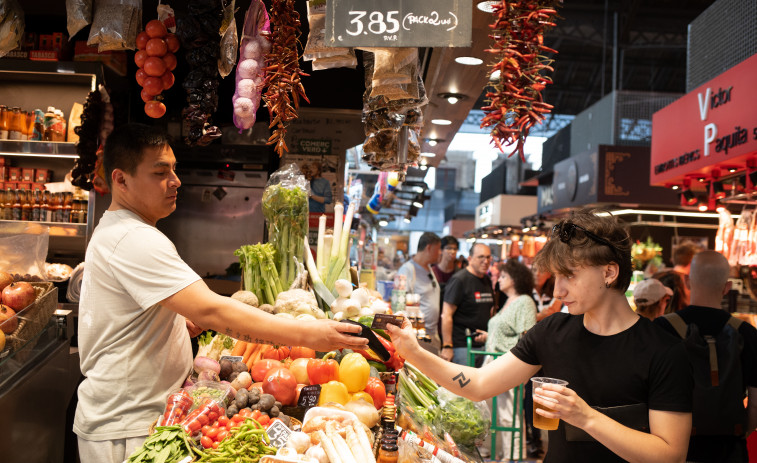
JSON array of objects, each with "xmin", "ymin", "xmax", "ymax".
[
  {"xmin": 431, "ymin": 387, "xmax": 491, "ymax": 454},
  {"xmin": 262, "ymin": 163, "xmax": 310, "ymax": 290},
  {"xmin": 0, "ymin": 0, "xmax": 24, "ymax": 58},
  {"xmin": 66, "ymin": 0, "xmax": 93, "ymax": 38},
  {"xmin": 232, "ymin": 0, "xmax": 270, "ymax": 132},
  {"xmin": 218, "ymin": 0, "xmax": 238, "ymax": 78},
  {"xmin": 0, "ymin": 222, "xmax": 50, "ymax": 282},
  {"xmin": 303, "ymin": 0, "xmax": 356, "ymax": 70},
  {"xmin": 87, "ymin": 0, "xmax": 142, "ymax": 51}
]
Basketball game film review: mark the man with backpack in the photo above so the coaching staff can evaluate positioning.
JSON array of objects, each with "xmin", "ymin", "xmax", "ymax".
[{"xmin": 655, "ymin": 251, "xmax": 757, "ymax": 462}]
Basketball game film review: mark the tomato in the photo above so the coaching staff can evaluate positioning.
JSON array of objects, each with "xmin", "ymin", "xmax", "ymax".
[
  {"xmin": 143, "ymin": 56, "xmax": 167, "ymax": 77},
  {"xmin": 197, "ymin": 413, "xmax": 210, "ymax": 426},
  {"xmin": 262, "ymin": 367, "xmax": 297, "ymax": 405},
  {"xmin": 142, "ymin": 76, "xmax": 163, "ymax": 96},
  {"xmin": 135, "ymin": 68, "xmax": 148, "ymax": 86},
  {"xmin": 231, "ymin": 413, "xmax": 244, "ymax": 423},
  {"xmin": 217, "ymin": 416, "xmax": 229, "ymax": 427},
  {"xmin": 290, "ymin": 346, "xmax": 316, "ymax": 360},
  {"xmin": 145, "ymin": 19, "xmax": 167, "ymax": 38},
  {"xmin": 201, "ymin": 425, "xmax": 212, "ymax": 435},
  {"xmin": 256, "ymin": 415, "xmax": 270, "ymax": 427},
  {"xmin": 263, "ymin": 345, "xmax": 291, "ymax": 361},
  {"xmin": 239, "ymin": 408, "xmax": 252, "ymax": 417},
  {"xmin": 140, "ymin": 88, "xmax": 155, "ymax": 103},
  {"xmin": 134, "ymin": 50, "xmax": 148, "ymax": 68},
  {"xmin": 145, "ymin": 100, "xmax": 167, "ymax": 119},
  {"xmin": 251, "ymin": 359, "xmax": 284, "ymax": 383},
  {"xmin": 162, "ymin": 52, "xmax": 177, "ymax": 71},
  {"xmin": 200, "ymin": 435, "xmax": 213, "ymax": 448},
  {"xmin": 207, "ymin": 410, "xmax": 219, "ymax": 423},
  {"xmin": 212, "ymin": 441, "xmax": 219, "ymax": 449},
  {"xmin": 267, "ymin": 418, "xmax": 282, "ymax": 428},
  {"xmin": 146, "ymin": 38, "xmax": 168, "ymax": 57},
  {"xmin": 165, "ymin": 34, "xmax": 180, "ymax": 53},
  {"xmin": 186, "ymin": 420, "xmax": 202, "ymax": 432},
  {"xmin": 136, "ymin": 31, "xmax": 151, "ymax": 50},
  {"xmin": 206, "ymin": 426, "xmax": 220, "ymax": 440},
  {"xmin": 161, "ymin": 72, "xmax": 175, "ymax": 91}
]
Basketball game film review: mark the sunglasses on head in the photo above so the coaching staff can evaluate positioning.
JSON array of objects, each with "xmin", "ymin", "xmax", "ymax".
[{"xmin": 552, "ymin": 222, "xmax": 620, "ymax": 255}]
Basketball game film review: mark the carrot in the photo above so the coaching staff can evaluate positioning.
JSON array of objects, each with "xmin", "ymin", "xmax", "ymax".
[
  {"xmin": 242, "ymin": 342, "xmax": 256, "ymax": 364},
  {"xmin": 247, "ymin": 344, "xmax": 266, "ymax": 370},
  {"xmin": 231, "ymin": 340, "xmax": 247, "ymax": 357}
]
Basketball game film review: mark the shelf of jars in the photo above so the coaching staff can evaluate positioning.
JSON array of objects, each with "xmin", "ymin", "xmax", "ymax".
[{"xmin": 0, "ymin": 140, "xmax": 78, "ymax": 158}]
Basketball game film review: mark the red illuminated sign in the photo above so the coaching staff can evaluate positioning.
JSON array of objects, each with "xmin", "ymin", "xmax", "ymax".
[{"xmin": 650, "ymin": 53, "xmax": 757, "ymax": 186}]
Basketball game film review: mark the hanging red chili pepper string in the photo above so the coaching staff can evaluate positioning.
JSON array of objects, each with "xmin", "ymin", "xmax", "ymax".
[
  {"xmin": 481, "ymin": 0, "xmax": 561, "ymax": 161},
  {"xmin": 262, "ymin": 0, "xmax": 310, "ymax": 156}
]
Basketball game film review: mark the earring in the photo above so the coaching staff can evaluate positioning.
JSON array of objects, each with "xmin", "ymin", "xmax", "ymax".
[{"xmin": 605, "ymin": 281, "xmax": 610, "ymax": 288}]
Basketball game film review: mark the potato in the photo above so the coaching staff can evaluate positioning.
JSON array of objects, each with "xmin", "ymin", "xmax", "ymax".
[
  {"xmin": 219, "ymin": 359, "xmax": 233, "ymax": 380},
  {"xmin": 232, "ymin": 361, "xmax": 248, "ymax": 373},
  {"xmin": 258, "ymin": 393, "xmax": 275, "ymax": 411}
]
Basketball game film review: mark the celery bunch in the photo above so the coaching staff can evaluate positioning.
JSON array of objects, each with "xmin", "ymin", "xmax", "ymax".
[
  {"xmin": 234, "ymin": 243, "xmax": 284, "ymax": 306},
  {"xmin": 261, "ymin": 183, "xmax": 309, "ymax": 290}
]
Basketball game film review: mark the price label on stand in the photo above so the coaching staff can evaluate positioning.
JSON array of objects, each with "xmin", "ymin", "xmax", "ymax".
[
  {"xmin": 326, "ymin": 0, "xmax": 471, "ymax": 47},
  {"xmin": 297, "ymin": 384, "xmax": 322, "ymax": 407}
]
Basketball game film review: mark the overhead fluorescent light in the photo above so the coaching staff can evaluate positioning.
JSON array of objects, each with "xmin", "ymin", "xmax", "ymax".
[
  {"xmin": 378, "ymin": 219, "xmax": 389, "ymax": 227},
  {"xmin": 412, "ymin": 201, "xmax": 424, "ymax": 208},
  {"xmin": 455, "ymin": 56, "xmax": 483, "ymax": 66},
  {"xmin": 431, "ymin": 119, "xmax": 452, "ymax": 125},
  {"xmin": 598, "ymin": 209, "xmax": 731, "ymax": 219}
]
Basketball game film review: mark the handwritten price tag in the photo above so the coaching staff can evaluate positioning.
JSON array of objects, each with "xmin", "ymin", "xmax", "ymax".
[
  {"xmin": 326, "ymin": 0, "xmax": 471, "ymax": 47},
  {"xmin": 266, "ymin": 420, "xmax": 292, "ymax": 449}
]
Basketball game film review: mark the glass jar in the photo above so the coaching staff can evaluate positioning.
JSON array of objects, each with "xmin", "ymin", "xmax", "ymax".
[
  {"xmin": 376, "ymin": 442, "xmax": 398, "ymax": 463},
  {"xmin": 0, "ymin": 105, "xmax": 8, "ymax": 139}
]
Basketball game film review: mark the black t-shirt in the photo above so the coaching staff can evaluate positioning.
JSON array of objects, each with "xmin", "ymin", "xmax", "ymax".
[
  {"xmin": 444, "ymin": 269, "xmax": 494, "ymax": 347},
  {"xmin": 655, "ymin": 305, "xmax": 757, "ymax": 461},
  {"xmin": 511, "ymin": 313, "xmax": 692, "ymax": 463}
]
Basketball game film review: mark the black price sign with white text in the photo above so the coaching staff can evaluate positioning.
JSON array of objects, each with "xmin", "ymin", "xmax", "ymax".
[{"xmin": 326, "ymin": 0, "xmax": 471, "ymax": 47}]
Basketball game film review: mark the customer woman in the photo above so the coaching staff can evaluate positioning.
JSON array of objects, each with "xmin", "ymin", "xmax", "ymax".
[
  {"xmin": 387, "ymin": 208, "xmax": 693, "ymax": 463},
  {"xmin": 653, "ymin": 270, "xmax": 688, "ymax": 314},
  {"xmin": 474, "ymin": 259, "xmax": 537, "ymax": 460}
]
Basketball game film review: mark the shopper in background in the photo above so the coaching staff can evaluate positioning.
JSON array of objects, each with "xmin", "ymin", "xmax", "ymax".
[
  {"xmin": 633, "ymin": 278, "xmax": 673, "ymax": 320},
  {"xmin": 441, "ymin": 243, "xmax": 495, "ymax": 365},
  {"xmin": 655, "ymin": 251, "xmax": 757, "ymax": 463},
  {"xmin": 305, "ymin": 160, "xmax": 332, "ymax": 213},
  {"xmin": 474, "ymin": 259, "xmax": 537, "ymax": 460},
  {"xmin": 672, "ymin": 240, "xmax": 702, "ymax": 277},
  {"xmin": 74, "ymin": 124, "xmax": 367, "ymax": 463},
  {"xmin": 397, "ymin": 232, "xmax": 442, "ymax": 354},
  {"xmin": 388, "ymin": 209, "xmax": 693, "ymax": 462},
  {"xmin": 653, "ymin": 270, "xmax": 689, "ymax": 313},
  {"xmin": 432, "ymin": 235, "xmax": 459, "ymax": 340}
]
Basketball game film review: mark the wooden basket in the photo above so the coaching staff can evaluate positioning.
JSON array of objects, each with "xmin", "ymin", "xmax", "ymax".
[{"xmin": 3, "ymin": 282, "xmax": 57, "ymax": 353}]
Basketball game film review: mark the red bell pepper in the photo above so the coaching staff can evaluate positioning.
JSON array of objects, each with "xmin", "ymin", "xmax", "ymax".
[
  {"xmin": 376, "ymin": 335, "xmax": 405, "ymax": 371},
  {"xmin": 307, "ymin": 351, "xmax": 339, "ymax": 385}
]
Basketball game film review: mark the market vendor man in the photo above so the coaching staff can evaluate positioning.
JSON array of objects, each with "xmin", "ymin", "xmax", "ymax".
[
  {"xmin": 388, "ymin": 209, "xmax": 693, "ymax": 462},
  {"xmin": 73, "ymin": 124, "xmax": 368, "ymax": 463}
]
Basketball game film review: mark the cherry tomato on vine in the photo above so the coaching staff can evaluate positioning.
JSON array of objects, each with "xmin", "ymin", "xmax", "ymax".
[
  {"xmin": 134, "ymin": 50, "xmax": 148, "ymax": 68},
  {"xmin": 162, "ymin": 52, "xmax": 177, "ymax": 71},
  {"xmin": 144, "ymin": 100, "xmax": 166, "ymax": 119},
  {"xmin": 143, "ymin": 56, "xmax": 166, "ymax": 77},
  {"xmin": 146, "ymin": 38, "xmax": 168, "ymax": 57},
  {"xmin": 135, "ymin": 68, "xmax": 148, "ymax": 86},
  {"xmin": 136, "ymin": 31, "xmax": 151, "ymax": 50},
  {"xmin": 145, "ymin": 20, "xmax": 167, "ymax": 38},
  {"xmin": 161, "ymin": 72, "xmax": 175, "ymax": 91},
  {"xmin": 142, "ymin": 76, "xmax": 163, "ymax": 96},
  {"xmin": 165, "ymin": 34, "xmax": 180, "ymax": 53}
]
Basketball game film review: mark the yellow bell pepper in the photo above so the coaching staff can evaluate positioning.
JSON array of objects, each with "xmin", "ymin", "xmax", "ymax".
[
  {"xmin": 318, "ymin": 380, "xmax": 349, "ymax": 406},
  {"xmin": 339, "ymin": 353, "xmax": 371, "ymax": 393},
  {"xmin": 350, "ymin": 391, "xmax": 375, "ymax": 406}
]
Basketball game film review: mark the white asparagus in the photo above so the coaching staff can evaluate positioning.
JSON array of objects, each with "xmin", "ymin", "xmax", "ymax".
[
  {"xmin": 316, "ymin": 214, "xmax": 326, "ymax": 273},
  {"xmin": 316, "ymin": 430, "xmax": 342, "ymax": 463},
  {"xmin": 328, "ymin": 429, "xmax": 358, "ymax": 463},
  {"xmin": 320, "ymin": 234, "xmax": 333, "ymax": 277},
  {"xmin": 353, "ymin": 423, "xmax": 376, "ymax": 463},
  {"xmin": 331, "ymin": 203, "xmax": 343, "ymax": 260}
]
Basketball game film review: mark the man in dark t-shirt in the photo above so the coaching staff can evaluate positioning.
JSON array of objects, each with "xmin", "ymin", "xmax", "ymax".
[
  {"xmin": 441, "ymin": 242, "xmax": 495, "ymax": 366},
  {"xmin": 655, "ymin": 251, "xmax": 757, "ymax": 462}
]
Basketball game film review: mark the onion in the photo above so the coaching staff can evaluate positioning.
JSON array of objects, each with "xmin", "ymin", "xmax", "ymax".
[
  {"xmin": 198, "ymin": 370, "xmax": 220, "ymax": 382},
  {"xmin": 334, "ymin": 279, "xmax": 353, "ymax": 298},
  {"xmin": 194, "ymin": 356, "xmax": 220, "ymax": 375},
  {"xmin": 350, "ymin": 288, "xmax": 370, "ymax": 307},
  {"xmin": 344, "ymin": 398, "xmax": 380, "ymax": 428},
  {"xmin": 286, "ymin": 431, "xmax": 311, "ymax": 454}
]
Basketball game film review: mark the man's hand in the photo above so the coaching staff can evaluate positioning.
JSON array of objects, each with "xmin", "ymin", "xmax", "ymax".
[
  {"xmin": 440, "ymin": 347, "xmax": 454, "ymax": 361},
  {"xmin": 474, "ymin": 329, "xmax": 487, "ymax": 344},
  {"xmin": 308, "ymin": 320, "xmax": 369, "ymax": 352},
  {"xmin": 185, "ymin": 318, "xmax": 204, "ymax": 337}
]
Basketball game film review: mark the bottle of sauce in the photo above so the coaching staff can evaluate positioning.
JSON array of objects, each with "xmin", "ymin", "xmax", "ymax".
[
  {"xmin": 24, "ymin": 111, "xmax": 34, "ymax": 141},
  {"xmin": 0, "ymin": 189, "xmax": 7, "ymax": 220},
  {"xmin": 80, "ymin": 194, "xmax": 88, "ymax": 224},
  {"xmin": 0, "ymin": 105, "xmax": 8, "ymax": 139},
  {"xmin": 52, "ymin": 192, "xmax": 62, "ymax": 222},
  {"xmin": 31, "ymin": 189, "xmax": 41, "ymax": 221},
  {"xmin": 11, "ymin": 189, "xmax": 21, "ymax": 220},
  {"xmin": 3, "ymin": 188, "xmax": 13, "ymax": 220},
  {"xmin": 56, "ymin": 109, "xmax": 67, "ymax": 142},
  {"xmin": 42, "ymin": 190, "xmax": 52, "ymax": 222},
  {"xmin": 20, "ymin": 189, "xmax": 31, "ymax": 221},
  {"xmin": 43, "ymin": 107, "xmax": 56, "ymax": 141},
  {"xmin": 63, "ymin": 192, "xmax": 72, "ymax": 222},
  {"xmin": 9, "ymin": 107, "xmax": 24, "ymax": 140}
]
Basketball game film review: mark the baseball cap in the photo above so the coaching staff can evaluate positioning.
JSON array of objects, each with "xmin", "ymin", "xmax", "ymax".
[{"xmin": 633, "ymin": 278, "xmax": 673, "ymax": 305}]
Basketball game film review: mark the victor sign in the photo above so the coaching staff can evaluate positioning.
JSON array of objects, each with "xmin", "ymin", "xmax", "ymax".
[{"xmin": 650, "ymin": 53, "xmax": 757, "ymax": 186}]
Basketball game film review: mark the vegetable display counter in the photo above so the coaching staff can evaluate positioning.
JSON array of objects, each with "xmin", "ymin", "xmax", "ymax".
[{"xmin": 0, "ymin": 307, "xmax": 79, "ymax": 463}]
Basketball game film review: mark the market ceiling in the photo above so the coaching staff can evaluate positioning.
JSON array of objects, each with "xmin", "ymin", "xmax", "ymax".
[{"xmin": 34, "ymin": 0, "xmax": 715, "ymax": 169}]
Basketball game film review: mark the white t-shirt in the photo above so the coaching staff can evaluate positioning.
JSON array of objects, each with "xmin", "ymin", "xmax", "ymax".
[
  {"xmin": 397, "ymin": 259, "xmax": 441, "ymax": 334},
  {"xmin": 74, "ymin": 209, "xmax": 201, "ymax": 441}
]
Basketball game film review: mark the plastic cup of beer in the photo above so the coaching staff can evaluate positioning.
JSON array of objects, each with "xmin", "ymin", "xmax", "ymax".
[{"xmin": 531, "ymin": 377, "xmax": 569, "ymax": 431}]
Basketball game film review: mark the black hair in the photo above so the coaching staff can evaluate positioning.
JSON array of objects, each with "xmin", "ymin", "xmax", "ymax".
[
  {"xmin": 417, "ymin": 232, "xmax": 441, "ymax": 252},
  {"xmin": 103, "ymin": 123, "xmax": 172, "ymax": 188},
  {"xmin": 498, "ymin": 259, "xmax": 535, "ymax": 296},
  {"xmin": 440, "ymin": 235, "xmax": 459, "ymax": 249}
]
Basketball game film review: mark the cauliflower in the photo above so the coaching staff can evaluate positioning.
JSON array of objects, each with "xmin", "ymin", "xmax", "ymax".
[{"xmin": 274, "ymin": 289, "xmax": 327, "ymax": 319}]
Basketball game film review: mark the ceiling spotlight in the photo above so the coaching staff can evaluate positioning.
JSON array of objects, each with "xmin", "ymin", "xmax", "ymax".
[
  {"xmin": 481, "ymin": 234, "xmax": 489, "ymax": 238},
  {"xmin": 403, "ymin": 217, "xmax": 411, "ymax": 223},
  {"xmin": 412, "ymin": 201, "xmax": 424, "ymax": 208},
  {"xmin": 671, "ymin": 185, "xmax": 680, "ymax": 190},
  {"xmin": 712, "ymin": 181, "xmax": 726, "ymax": 199},
  {"xmin": 431, "ymin": 119, "xmax": 452, "ymax": 126},
  {"xmin": 420, "ymin": 152, "xmax": 436, "ymax": 158},
  {"xmin": 425, "ymin": 138, "xmax": 444, "ymax": 147},
  {"xmin": 378, "ymin": 219, "xmax": 389, "ymax": 227},
  {"xmin": 681, "ymin": 189, "xmax": 697, "ymax": 206},
  {"xmin": 476, "ymin": 1, "xmax": 498, "ymax": 13},
  {"xmin": 439, "ymin": 92, "xmax": 467, "ymax": 105},
  {"xmin": 455, "ymin": 56, "xmax": 484, "ymax": 66},
  {"xmin": 729, "ymin": 168, "xmax": 738, "ymax": 173},
  {"xmin": 522, "ymin": 227, "xmax": 530, "ymax": 233},
  {"xmin": 698, "ymin": 203, "xmax": 709, "ymax": 212},
  {"xmin": 419, "ymin": 165, "xmax": 428, "ymax": 171}
]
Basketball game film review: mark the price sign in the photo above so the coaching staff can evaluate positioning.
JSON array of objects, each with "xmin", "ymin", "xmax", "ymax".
[
  {"xmin": 266, "ymin": 419, "xmax": 292, "ymax": 449},
  {"xmin": 326, "ymin": 0, "xmax": 471, "ymax": 48},
  {"xmin": 297, "ymin": 384, "xmax": 322, "ymax": 408}
]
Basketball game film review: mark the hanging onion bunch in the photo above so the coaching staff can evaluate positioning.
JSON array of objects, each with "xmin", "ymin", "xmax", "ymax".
[
  {"xmin": 262, "ymin": 0, "xmax": 309, "ymax": 156},
  {"xmin": 481, "ymin": 0, "xmax": 561, "ymax": 161}
]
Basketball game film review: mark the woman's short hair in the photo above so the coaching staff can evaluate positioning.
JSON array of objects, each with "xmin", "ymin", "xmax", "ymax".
[
  {"xmin": 533, "ymin": 208, "xmax": 633, "ymax": 292},
  {"xmin": 498, "ymin": 259, "xmax": 535, "ymax": 296}
]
